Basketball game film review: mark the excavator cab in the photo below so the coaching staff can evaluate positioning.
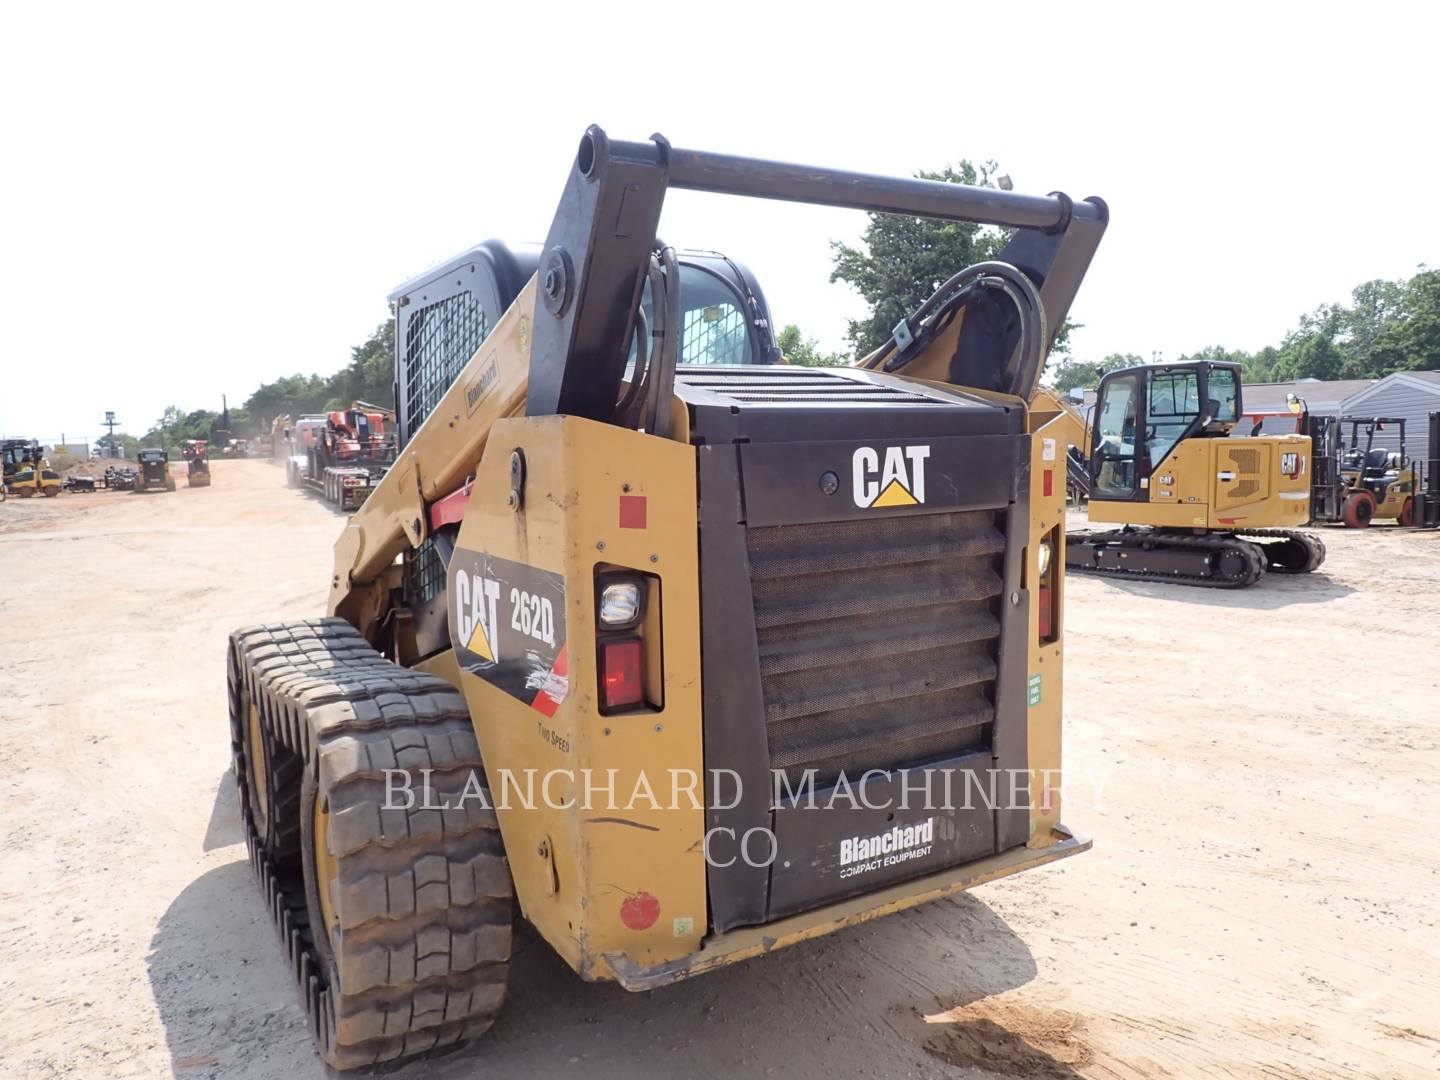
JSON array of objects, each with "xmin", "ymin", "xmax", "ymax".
[{"xmin": 1088, "ymin": 361, "xmax": 1241, "ymax": 502}]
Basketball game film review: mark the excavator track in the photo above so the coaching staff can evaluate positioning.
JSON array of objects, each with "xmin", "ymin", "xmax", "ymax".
[
  {"xmin": 1066, "ymin": 529, "xmax": 1268, "ymax": 588},
  {"xmin": 1234, "ymin": 528, "xmax": 1327, "ymax": 574},
  {"xmin": 228, "ymin": 618, "xmax": 513, "ymax": 1071}
]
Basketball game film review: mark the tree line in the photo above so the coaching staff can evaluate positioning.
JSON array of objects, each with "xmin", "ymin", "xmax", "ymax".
[
  {"xmin": 1047, "ymin": 267, "xmax": 1440, "ymax": 392},
  {"xmin": 131, "ymin": 160, "xmax": 1439, "ymax": 447},
  {"xmin": 133, "ymin": 320, "xmax": 395, "ymax": 452}
]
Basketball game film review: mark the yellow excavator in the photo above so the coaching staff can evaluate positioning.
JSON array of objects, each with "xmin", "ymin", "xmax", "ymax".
[
  {"xmin": 1034, "ymin": 363, "xmax": 1324, "ymax": 588},
  {"xmin": 228, "ymin": 126, "xmax": 1106, "ymax": 1070}
]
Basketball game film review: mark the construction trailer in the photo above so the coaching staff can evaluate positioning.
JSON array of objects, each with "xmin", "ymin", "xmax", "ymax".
[
  {"xmin": 286, "ymin": 404, "xmax": 397, "ymax": 511},
  {"xmin": 228, "ymin": 126, "xmax": 1103, "ymax": 1070}
]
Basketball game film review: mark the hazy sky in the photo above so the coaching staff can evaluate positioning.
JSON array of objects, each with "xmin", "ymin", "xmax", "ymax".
[{"xmin": 3, "ymin": 2, "xmax": 1436, "ymax": 442}]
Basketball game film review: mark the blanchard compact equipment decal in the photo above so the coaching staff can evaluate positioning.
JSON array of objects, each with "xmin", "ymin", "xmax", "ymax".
[
  {"xmin": 852, "ymin": 444, "xmax": 930, "ymax": 508},
  {"xmin": 448, "ymin": 548, "xmax": 568, "ymax": 716},
  {"xmin": 838, "ymin": 817, "xmax": 936, "ymax": 880}
]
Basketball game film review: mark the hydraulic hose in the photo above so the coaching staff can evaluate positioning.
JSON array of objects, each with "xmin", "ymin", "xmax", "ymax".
[
  {"xmin": 864, "ymin": 260, "xmax": 1048, "ymax": 398},
  {"xmin": 614, "ymin": 302, "xmax": 651, "ymax": 426},
  {"xmin": 641, "ymin": 244, "xmax": 681, "ymax": 438}
]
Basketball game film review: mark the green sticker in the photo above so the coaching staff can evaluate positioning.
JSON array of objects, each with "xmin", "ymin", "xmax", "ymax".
[{"xmin": 1027, "ymin": 673, "xmax": 1042, "ymax": 708}]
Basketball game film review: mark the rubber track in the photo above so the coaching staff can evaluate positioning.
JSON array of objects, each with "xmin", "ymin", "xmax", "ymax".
[
  {"xmin": 227, "ymin": 618, "xmax": 513, "ymax": 1070},
  {"xmin": 1066, "ymin": 529, "xmax": 1267, "ymax": 589},
  {"xmin": 1234, "ymin": 528, "xmax": 1327, "ymax": 574}
]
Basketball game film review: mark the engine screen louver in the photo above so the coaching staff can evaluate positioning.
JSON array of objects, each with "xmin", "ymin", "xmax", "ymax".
[{"xmin": 747, "ymin": 510, "xmax": 1005, "ymax": 788}]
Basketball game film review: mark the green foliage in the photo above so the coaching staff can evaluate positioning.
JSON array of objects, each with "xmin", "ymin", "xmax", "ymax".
[
  {"xmin": 1048, "ymin": 357, "xmax": 1111, "ymax": 393},
  {"xmin": 776, "ymin": 324, "xmax": 848, "ymax": 367},
  {"xmin": 140, "ymin": 406, "xmax": 245, "ymax": 452},
  {"xmin": 124, "ymin": 318, "xmax": 396, "ymax": 452},
  {"xmin": 243, "ymin": 319, "xmax": 396, "ymax": 422},
  {"xmin": 1169, "ymin": 268, "xmax": 1440, "ymax": 385},
  {"xmin": 831, "ymin": 162, "xmax": 1010, "ymax": 357}
]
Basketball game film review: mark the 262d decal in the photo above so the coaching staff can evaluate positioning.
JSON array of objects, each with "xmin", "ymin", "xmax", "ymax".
[{"xmin": 448, "ymin": 548, "xmax": 568, "ymax": 715}]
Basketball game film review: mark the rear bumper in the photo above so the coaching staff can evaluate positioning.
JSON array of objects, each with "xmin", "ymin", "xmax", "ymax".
[{"xmin": 603, "ymin": 824, "xmax": 1089, "ymax": 991}]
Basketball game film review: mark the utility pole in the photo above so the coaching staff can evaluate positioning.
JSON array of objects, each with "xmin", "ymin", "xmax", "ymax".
[{"xmin": 102, "ymin": 411, "xmax": 121, "ymax": 458}]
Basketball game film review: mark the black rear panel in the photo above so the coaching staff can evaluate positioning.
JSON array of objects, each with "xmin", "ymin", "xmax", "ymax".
[
  {"xmin": 750, "ymin": 511, "xmax": 1003, "ymax": 789},
  {"xmin": 680, "ymin": 366, "xmax": 1031, "ymax": 930}
]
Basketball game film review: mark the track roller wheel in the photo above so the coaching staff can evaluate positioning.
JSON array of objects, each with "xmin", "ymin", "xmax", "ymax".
[{"xmin": 1341, "ymin": 491, "xmax": 1375, "ymax": 528}]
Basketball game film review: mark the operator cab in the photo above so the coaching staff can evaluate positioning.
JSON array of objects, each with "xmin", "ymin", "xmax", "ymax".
[
  {"xmin": 1089, "ymin": 361, "xmax": 1242, "ymax": 500},
  {"xmin": 632, "ymin": 251, "xmax": 779, "ymax": 367},
  {"xmin": 390, "ymin": 240, "xmax": 779, "ymax": 449}
]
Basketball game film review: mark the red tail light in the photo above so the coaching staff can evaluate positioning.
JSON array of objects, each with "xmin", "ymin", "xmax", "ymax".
[
  {"xmin": 1038, "ymin": 585, "xmax": 1054, "ymax": 640},
  {"xmin": 601, "ymin": 638, "xmax": 644, "ymax": 712}
]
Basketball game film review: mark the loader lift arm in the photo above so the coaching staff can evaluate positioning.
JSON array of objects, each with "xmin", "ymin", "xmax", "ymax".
[{"xmin": 330, "ymin": 125, "xmax": 1107, "ymax": 638}]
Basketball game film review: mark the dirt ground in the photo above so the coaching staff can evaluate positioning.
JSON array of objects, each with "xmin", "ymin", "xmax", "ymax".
[{"xmin": 2, "ymin": 459, "xmax": 1438, "ymax": 1079}]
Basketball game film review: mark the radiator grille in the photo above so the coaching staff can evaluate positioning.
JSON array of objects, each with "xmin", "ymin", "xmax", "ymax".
[
  {"xmin": 748, "ymin": 511, "xmax": 1005, "ymax": 787},
  {"xmin": 402, "ymin": 292, "xmax": 487, "ymax": 445}
]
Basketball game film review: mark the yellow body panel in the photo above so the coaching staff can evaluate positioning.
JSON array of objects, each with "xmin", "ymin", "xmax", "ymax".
[
  {"xmin": 1088, "ymin": 434, "xmax": 1311, "ymax": 530},
  {"xmin": 449, "ymin": 415, "xmax": 706, "ymax": 977},
  {"xmin": 1026, "ymin": 411, "xmax": 1067, "ymax": 844},
  {"xmin": 1030, "ymin": 387, "xmax": 1092, "ymax": 459}
]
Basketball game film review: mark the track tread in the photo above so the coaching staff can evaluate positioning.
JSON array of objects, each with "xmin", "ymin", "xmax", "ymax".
[
  {"xmin": 1236, "ymin": 528, "xmax": 1327, "ymax": 574},
  {"xmin": 1067, "ymin": 529, "xmax": 1267, "ymax": 589},
  {"xmin": 227, "ymin": 617, "xmax": 513, "ymax": 1070}
]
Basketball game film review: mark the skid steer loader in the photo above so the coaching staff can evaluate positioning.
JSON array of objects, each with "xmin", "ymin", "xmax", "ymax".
[
  {"xmin": 227, "ymin": 126, "xmax": 1105, "ymax": 1070},
  {"xmin": 133, "ymin": 447, "xmax": 176, "ymax": 492}
]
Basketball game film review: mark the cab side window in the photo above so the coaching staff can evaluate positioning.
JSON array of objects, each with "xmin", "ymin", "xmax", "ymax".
[
  {"xmin": 1146, "ymin": 369, "xmax": 1199, "ymax": 467},
  {"xmin": 631, "ymin": 264, "xmax": 754, "ymax": 366},
  {"xmin": 1208, "ymin": 368, "xmax": 1239, "ymax": 423},
  {"xmin": 1093, "ymin": 374, "xmax": 1139, "ymax": 497}
]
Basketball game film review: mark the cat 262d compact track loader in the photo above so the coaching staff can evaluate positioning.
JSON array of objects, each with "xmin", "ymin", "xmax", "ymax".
[{"xmin": 228, "ymin": 126, "xmax": 1106, "ymax": 1070}]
